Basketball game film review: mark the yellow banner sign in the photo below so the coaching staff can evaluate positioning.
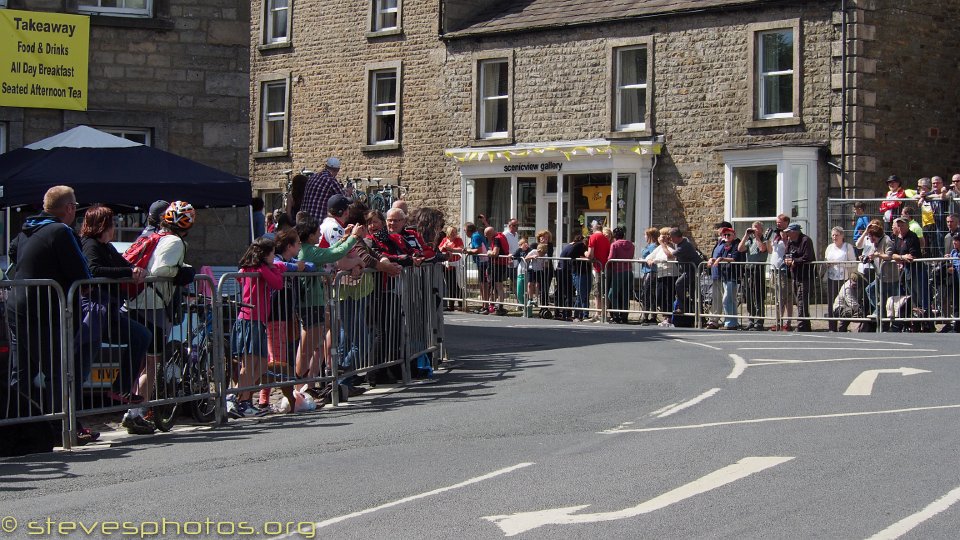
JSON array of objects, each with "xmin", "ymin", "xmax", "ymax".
[{"xmin": 0, "ymin": 9, "xmax": 90, "ymax": 111}]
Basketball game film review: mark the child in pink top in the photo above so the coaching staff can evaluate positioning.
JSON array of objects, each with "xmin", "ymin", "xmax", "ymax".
[{"xmin": 230, "ymin": 237, "xmax": 295, "ymax": 418}]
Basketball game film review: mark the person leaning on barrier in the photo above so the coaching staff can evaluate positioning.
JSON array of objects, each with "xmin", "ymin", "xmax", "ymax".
[
  {"xmin": 79, "ymin": 205, "xmax": 152, "ymax": 408},
  {"xmin": 738, "ymin": 221, "xmax": 769, "ymax": 331},
  {"xmin": 668, "ymin": 227, "xmax": 703, "ymax": 322},
  {"xmin": 823, "ymin": 226, "xmax": 857, "ymax": 332},
  {"xmin": 645, "ymin": 227, "xmax": 678, "ymax": 326},
  {"xmin": 890, "ymin": 216, "xmax": 933, "ymax": 332},
  {"xmin": 783, "ymin": 222, "xmax": 816, "ymax": 332},
  {"xmin": 138, "ymin": 199, "xmax": 169, "ymax": 239},
  {"xmin": 638, "ymin": 228, "xmax": 659, "ymax": 324},
  {"xmin": 863, "ymin": 223, "xmax": 899, "ymax": 325},
  {"xmin": 122, "ymin": 201, "xmax": 197, "ymax": 435},
  {"xmin": 942, "ymin": 232, "xmax": 960, "ymax": 333},
  {"xmin": 706, "ymin": 227, "xmax": 743, "ymax": 330},
  {"xmin": 3, "ymin": 185, "xmax": 93, "ymax": 452},
  {"xmin": 606, "ymin": 227, "xmax": 636, "ymax": 324},
  {"xmin": 485, "ymin": 226, "xmax": 511, "ymax": 316}
]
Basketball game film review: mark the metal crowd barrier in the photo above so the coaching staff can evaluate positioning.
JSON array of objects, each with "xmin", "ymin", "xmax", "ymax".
[
  {"xmin": 0, "ymin": 263, "xmax": 446, "ymax": 450},
  {"xmin": 0, "ymin": 279, "xmax": 71, "ymax": 448}
]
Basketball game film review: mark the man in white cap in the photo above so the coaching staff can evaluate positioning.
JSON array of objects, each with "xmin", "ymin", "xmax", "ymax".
[{"xmin": 302, "ymin": 156, "xmax": 345, "ymax": 223}]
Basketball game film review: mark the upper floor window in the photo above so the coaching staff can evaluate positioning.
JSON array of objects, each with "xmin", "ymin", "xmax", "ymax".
[
  {"xmin": 258, "ymin": 78, "xmax": 289, "ymax": 153},
  {"xmin": 371, "ymin": 0, "xmax": 399, "ymax": 33},
  {"xmin": 264, "ymin": 0, "xmax": 291, "ymax": 45},
  {"xmin": 758, "ymin": 29, "xmax": 794, "ymax": 118},
  {"xmin": 478, "ymin": 59, "xmax": 509, "ymax": 139},
  {"xmin": 368, "ymin": 68, "xmax": 399, "ymax": 145},
  {"xmin": 614, "ymin": 45, "xmax": 648, "ymax": 131},
  {"xmin": 77, "ymin": 0, "xmax": 153, "ymax": 17},
  {"xmin": 101, "ymin": 127, "xmax": 151, "ymax": 146}
]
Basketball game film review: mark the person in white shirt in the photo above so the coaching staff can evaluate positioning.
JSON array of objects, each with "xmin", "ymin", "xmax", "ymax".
[
  {"xmin": 823, "ymin": 226, "xmax": 857, "ymax": 331},
  {"xmin": 503, "ymin": 218, "xmax": 520, "ymax": 268},
  {"xmin": 318, "ymin": 194, "xmax": 349, "ymax": 248}
]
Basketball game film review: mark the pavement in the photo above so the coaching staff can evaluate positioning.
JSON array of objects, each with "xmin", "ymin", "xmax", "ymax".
[{"xmin": 2, "ymin": 315, "xmax": 960, "ymax": 539}]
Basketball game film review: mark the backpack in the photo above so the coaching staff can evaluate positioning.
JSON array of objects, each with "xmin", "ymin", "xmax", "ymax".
[{"xmin": 120, "ymin": 232, "xmax": 169, "ymax": 297}]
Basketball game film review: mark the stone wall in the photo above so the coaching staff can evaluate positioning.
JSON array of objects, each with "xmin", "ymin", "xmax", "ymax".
[
  {"xmin": 1, "ymin": 0, "xmax": 251, "ymax": 267},
  {"xmin": 852, "ymin": 0, "xmax": 960, "ymax": 193}
]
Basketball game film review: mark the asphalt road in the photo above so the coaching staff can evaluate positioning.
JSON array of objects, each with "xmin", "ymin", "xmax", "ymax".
[{"xmin": 2, "ymin": 317, "xmax": 960, "ymax": 539}]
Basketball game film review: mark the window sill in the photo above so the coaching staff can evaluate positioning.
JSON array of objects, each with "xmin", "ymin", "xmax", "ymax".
[
  {"xmin": 470, "ymin": 137, "xmax": 514, "ymax": 147},
  {"xmin": 607, "ymin": 129, "xmax": 651, "ymax": 140},
  {"xmin": 362, "ymin": 143, "xmax": 400, "ymax": 152},
  {"xmin": 258, "ymin": 42, "xmax": 292, "ymax": 53},
  {"xmin": 366, "ymin": 28, "xmax": 403, "ymax": 39},
  {"xmin": 253, "ymin": 150, "xmax": 289, "ymax": 159},
  {"xmin": 86, "ymin": 14, "xmax": 174, "ymax": 30},
  {"xmin": 747, "ymin": 117, "xmax": 802, "ymax": 129}
]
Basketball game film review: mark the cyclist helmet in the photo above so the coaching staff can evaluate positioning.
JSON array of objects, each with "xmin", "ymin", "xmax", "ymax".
[{"xmin": 161, "ymin": 201, "xmax": 196, "ymax": 231}]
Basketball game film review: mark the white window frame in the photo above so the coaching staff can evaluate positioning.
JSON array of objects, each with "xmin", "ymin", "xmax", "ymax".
[
  {"xmin": 77, "ymin": 0, "xmax": 153, "ymax": 18},
  {"xmin": 757, "ymin": 29, "xmax": 794, "ymax": 119},
  {"xmin": 100, "ymin": 127, "xmax": 151, "ymax": 146},
  {"xmin": 478, "ymin": 58, "xmax": 510, "ymax": 140},
  {"xmin": 723, "ymin": 147, "xmax": 819, "ymax": 248},
  {"xmin": 614, "ymin": 45, "xmax": 648, "ymax": 132},
  {"xmin": 258, "ymin": 77, "xmax": 290, "ymax": 153},
  {"xmin": 371, "ymin": 0, "xmax": 399, "ymax": 33},
  {"xmin": 368, "ymin": 68, "xmax": 399, "ymax": 146},
  {"xmin": 264, "ymin": 0, "xmax": 291, "ymax": 45}
]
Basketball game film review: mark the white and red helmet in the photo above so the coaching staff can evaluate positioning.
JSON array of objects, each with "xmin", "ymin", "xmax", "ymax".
[{"xmin": 161, "ymin": 200, "xmax": 196, "ymax": 231}]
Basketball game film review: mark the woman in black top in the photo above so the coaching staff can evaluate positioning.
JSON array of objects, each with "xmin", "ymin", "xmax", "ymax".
[{"xmin": 79, "ymin": 205, "xmax": 153, "ymax": 414}]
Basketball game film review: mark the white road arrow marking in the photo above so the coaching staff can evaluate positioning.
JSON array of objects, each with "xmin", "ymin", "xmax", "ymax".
[
  {"xmin": 843, "ymin": 367, "xmax": 931, "ymax": 396},
  {"xmin": 483, "ymin": 456, "xmax": 794, "ymax": 536}
]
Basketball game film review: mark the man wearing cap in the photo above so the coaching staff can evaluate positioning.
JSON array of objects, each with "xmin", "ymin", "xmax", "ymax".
[
  {"xmin": 880, "ymin": 175, "xmax": 906, "ymax": 228},
  {"xmin": 783, "ymin": 222, "xmax": 816, "ymax": 332},
  {"xmin": 302, "ymin": 157, "xmax": 345, "ymax": 223},
  {"xmin": 705, "ymin": 227, "xmax": 743, "ymax": 329}
]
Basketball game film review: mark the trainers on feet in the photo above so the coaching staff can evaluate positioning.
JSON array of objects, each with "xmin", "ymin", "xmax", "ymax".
[
  {"xmin": 226, "ymin": 399, "xmax": 244, "ymax": 419},
  {"xmin": 121, "ymin": 414, "xmax": 156, "ymax": 435}
]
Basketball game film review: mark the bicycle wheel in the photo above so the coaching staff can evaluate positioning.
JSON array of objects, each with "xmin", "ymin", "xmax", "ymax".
[
  {"xmin": 152, "ymin": 343, "xmax": 185, "ymax": 432},
  {"xmin": 188, "ymin": 342, "xmax": 217, "ymax": 423}
]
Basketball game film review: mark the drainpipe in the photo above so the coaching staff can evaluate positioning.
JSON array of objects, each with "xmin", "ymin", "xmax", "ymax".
[{"xmin": 840, "ymin": 0, "xmax": 848, "ymax": 195}]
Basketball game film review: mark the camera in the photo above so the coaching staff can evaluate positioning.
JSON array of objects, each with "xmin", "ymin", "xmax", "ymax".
[{"xmin": 761, "ymin": 227, "xmax": 774, "ymax": 242}]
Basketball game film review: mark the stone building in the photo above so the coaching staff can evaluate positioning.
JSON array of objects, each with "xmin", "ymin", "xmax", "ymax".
[
  {"xmin": 1, "ymin": 0, "xmax": 250, "ymax": 266},
  {"xmin": 248, "ymin": 0, "xmax": 959, "ymax": 252}
]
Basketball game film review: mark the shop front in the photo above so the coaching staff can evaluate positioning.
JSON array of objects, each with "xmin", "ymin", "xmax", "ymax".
[{"xmin": 445, "ymin": 139, "xmax": 661, "ymax": 256}]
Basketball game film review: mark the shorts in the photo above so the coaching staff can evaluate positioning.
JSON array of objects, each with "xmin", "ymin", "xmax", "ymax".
[
  {"xmin": 528, "ymin": 270, "xmax": 544, "ymax": 284},
  {"xmin": 231, "ymin": 318, "xmax": 268, "ymax": 357},
  {"xmin": 298, "ymin": 305, "xmax": 326, "ymax": 329},
  {"xmin": 130, "ymin": 309, "xmax": 168, "ymax": 355},
  {"xmin": 487, "ymin": 264, "xmax": 511, "ymax": 283}
]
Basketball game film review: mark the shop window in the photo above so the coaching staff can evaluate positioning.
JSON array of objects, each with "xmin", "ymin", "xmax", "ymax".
[
  {"xmin": 366, "ymin": 65, "xmax": 400, "ymax": 147},
  {"xmin": 477, "ymin": 58, "xmax": 511, "ymax": 140},
  {"xmin": 264, "ymin": 0, "xmax": 291, "ymax": 45},
  {"xmin": 256, "ymin": 76, "xmax": 290, "ymax": 155},
  {"xmin": 614, "ymin": 46, "xmax": 648, "ymax": 132},
  {"xmin": 0, "ymin": 122, "xmax": 6, "ymax": 153},
  {"xmin": 732, "ymin": 166, "xmax": 778, "ymax": 223},
  {"xmin": 370, "ymin": 0, "xmax": 400, "ymax": 33},
  {"xmin": 748, "ymin": 20, "xmax": 801, "ymax": 125},
  {"xmin": 466, "ymin": 178, "xmax": 511, "ymax": 231},
  {"xmin": 100, "ymin": 127, "xmax": 151, "ymax": 146},
  {"xmin": 0, "ymin": 1, "xmax": 7, "ymax": 8},
  {"xmin": 77, "ymin": 0, "xmax": 152, "ymax": 17}
]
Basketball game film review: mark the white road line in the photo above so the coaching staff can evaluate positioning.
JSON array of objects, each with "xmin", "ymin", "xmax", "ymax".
[
  {"xmin": 673, "ymin": 338, "xmax": 721, "ymax": 350},
  {"xmin": 704, "ymin": 340, "xmax": 847, "ymax": 344},
  {"xmin": 727, "ymin": 354, "xmax": 748, "ymax": 379},
  {"xmin": 649, "ymin": 403, "xmax": 679, "ymax": 416},
  {"xmin": 737, "ymin": 347, "xmax": 934, "ymax": 352},
  {"xmin": 275, "ymin": 462, "xmax": 535, "ymax": 536},
  {"xmin": 483, "ymin": 457, "xmax": 794, "ymax": 536},
  {"xmin": 657, "ymin": 389, "xmax": 721, "ymax": 418},
  {"xmin": 599, "ymin": 403, "xmax": 960, "ymax": 434},
  {"xmin": 829, "ymin": 335, "xmax": 914, "ymax": 346},
  {"xmin": 866, "ymin": 484, "xmax": 960, "ymax": 540},
  {"xmin": 748, "ymin": 353, "xmax": 960, "ymax": 365}
]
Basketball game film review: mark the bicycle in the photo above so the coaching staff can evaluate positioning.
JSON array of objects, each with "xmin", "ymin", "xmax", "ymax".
[
  {"xmin": 367, "ymin": 179, "xmax": 406, "ymax": 213},
  {"xmin": 151, "ymin": 295, "xmax": 243, "ymax": 431}
]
